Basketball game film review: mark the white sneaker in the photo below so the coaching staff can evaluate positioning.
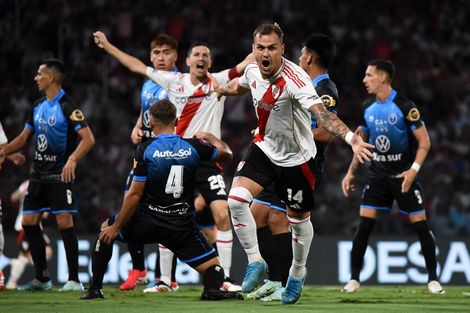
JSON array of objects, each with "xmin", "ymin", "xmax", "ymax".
[
  {"xmin": 221, "ymin": 279, "xmax": 242, "ymax": 292},
  {"xmin": 341, "ymin": 279, "xmax": 360, "ymax": 292},
  {"xmin": 60, "ymin": 280, "xmax": 84, "ymax": 291},
  {"xmin": 143, "ymin": 281, "xmax": 175, "ymax": 293},
  {"xmin": 428, "ymin": 280, "xmax": 445, "ymax": 294},
  {"xmin": 247, "ymin": 279, "xmax": 282, "ymax": 299},
  {"xmin": 260, "ymin": 286, "xmax": 285, "ymax": 301}
]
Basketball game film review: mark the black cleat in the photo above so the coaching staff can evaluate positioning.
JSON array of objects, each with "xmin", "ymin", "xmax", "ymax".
[
  {"xmin": 80, "ymin": 288, "xmax": 104, "ymax": 299},
  {"xmin": 201, "ymin": 290, "xmax": 244, "ymax": 301}
]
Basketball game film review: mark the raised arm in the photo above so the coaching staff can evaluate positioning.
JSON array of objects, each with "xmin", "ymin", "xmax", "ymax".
[
  {"xmin": 208, "ymin": 75, "xmax": 250, "ymax": 100},
  {"xmin": 192, "ymin": 131, "xmax": 233, "ymax": 163},
  {"xmin": 309, "ymin": 102, "xmax": 374, "ymax": 164},
  {"xmin": 93, "ymin": 31, "xmax": 148, "ymax": 76},
  {"xmin": 235, "ymin": 53, "xmax": 256, "ymax": 75}
]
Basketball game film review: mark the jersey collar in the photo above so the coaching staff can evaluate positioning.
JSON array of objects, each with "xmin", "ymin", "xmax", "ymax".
[
  {"xmin": 377, "ymin": 89, "xmax": 397, "ymax": 104},
  {"xmin": 312, "ymin": 74, "xmax": 329, "ymax": 88}
]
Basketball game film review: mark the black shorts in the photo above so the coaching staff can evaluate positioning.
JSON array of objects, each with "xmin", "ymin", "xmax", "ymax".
[
  {"xmin": 253, "ymin": 184, "xmax": 286, "ymax": 213},
  {"xmin": 24, "ymin": 181, "xmax": 76, "ymax": 214},
  {"xmin": 109, "ymin": 210, "xmax": 217, "ymax": 268},
  {"xmin": 195, "ymin": 161, "xmax": 227, "ymax": 204},
  {"xmin": 361, "ymin": 176, "xmax": 425, "ymax": 215},
  {"xmin": 236, "ymin": 144, "xmax": 320, "ymax": 213}
]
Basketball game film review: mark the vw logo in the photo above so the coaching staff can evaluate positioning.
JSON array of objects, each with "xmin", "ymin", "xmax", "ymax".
[
  {"xmin": 37, "ymin": 134, "xmax": 48, "ymax": 152},
  {"xmin": 375, "ymin": 135, "xmax": 390, "ymax": 153},
  {"xmin": 143, "ymin": 110, "xmax": 150, "ymax": 128}
]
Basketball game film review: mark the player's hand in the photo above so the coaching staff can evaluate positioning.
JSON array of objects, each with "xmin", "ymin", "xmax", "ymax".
[
  {"xmin": 131, "ymin": 127, "xmax": 143, "ymax": 145},
  {"xmin": 350, "ymin": 126, "xmax": 374, "ymax": 163},
  {"xmin": 395, "ymin": 168, "xmax": 417, "ymax": 193},
  {"xmin": 9, "ymin": 152, "xmax": 26, "ymax": 166},
  {"xmin": 93, "ymin": 31, "xmax": 108, "ymax": 49},
  {"xmin": 99, "ymin": 225, "xmax": 119, "ymax": 245},
  {"xmin": 61, "ymin": 156, "xmax": 77, "ymax": 183},
  {"xmin": 208, "ymin": 73, "xmax": 222, "ymax": 101},
  {"xmin": 342, "ymin": 172, "xmax": 355, "ymax": 197}
]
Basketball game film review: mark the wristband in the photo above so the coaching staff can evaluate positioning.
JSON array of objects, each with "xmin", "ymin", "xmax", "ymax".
[
  {"xmin": 411, "ymin": 162, "xmax": 421, "ymax": 172},
  {"xmin": 345, "ymin": 131, "xmax": 354, "ymax": 145}
]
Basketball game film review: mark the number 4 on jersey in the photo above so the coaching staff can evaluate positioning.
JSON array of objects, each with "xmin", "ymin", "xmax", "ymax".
[{"xmin": 166, "ymin": 165, "xmax": 184, "ymax": 198}]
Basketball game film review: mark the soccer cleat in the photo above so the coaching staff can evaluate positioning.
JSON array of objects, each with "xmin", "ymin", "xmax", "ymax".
[
  {"xmin": 221, "ymin": 277, "xmax": 242, "ymax": 292},
  {"xmin": 241, "ymin": 259, "xmax": 268, "ymax": 293},
  {"xmin": 260, "ymin": 286, "xmax": 285, "ymax": 301},
  {"xmin": 281, "ymin": 268, "xmax": 307, "ymax": 305},
  {"xmin": 80, "ymin": 288, "xmax": 104, "ymax": 299},
  {"xmin": 171, "ymin": 281, "xmax": 180, "ymax": 291},
  {"xmin": 247, "ymin": 279, "xmax": 282, "ymax": 299},
  {"xmin": 143, "ymin": 281, "xmax": 175, "ymax": 293},
  {"xmin": 17, "ymin": 279, "xmax": 53, "ymax": 291},
  {"xmin": 341, "ymin": 279, "xmax": 360, "ymax": 292},
  {"xmin": 428, "ymin": 280, "xmax": 445, "ymax": 294},
  {"xmin": 60, "ymin": 280, "xmax": 84, "ymax": 291},
  {"xmin": 120, "ymin": 269, "xmax": 149, "ymax": 290},
  {"xmin": 201, "ymin": 290, "xmax": 244, "ymax": 301},
  {"xmin": 0, "ymin": 270, "xmax": 4, "ymax": 291}
]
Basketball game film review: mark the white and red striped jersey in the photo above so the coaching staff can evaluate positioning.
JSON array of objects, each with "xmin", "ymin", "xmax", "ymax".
[
  {"xmin": 146, "ymin": 67, "xmax": 234, "ymax": 139},
  {"xmin": 239, "ymin": 58, "xmax": 323, "ymax": 167}
]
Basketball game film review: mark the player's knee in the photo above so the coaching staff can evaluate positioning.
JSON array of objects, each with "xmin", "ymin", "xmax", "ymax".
[
  {"xmin": 227, "ymin": 187, "xmax": 253, "ymax": 214},
  {"xmin": 202, "ymin": 264, "xmax": 225, "ymax": 291}
]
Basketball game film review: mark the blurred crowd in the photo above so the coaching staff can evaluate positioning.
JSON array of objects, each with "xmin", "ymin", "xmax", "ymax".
[{"xmin": 0, "ymin": 0, "xmax": 469, "ymax": 237}]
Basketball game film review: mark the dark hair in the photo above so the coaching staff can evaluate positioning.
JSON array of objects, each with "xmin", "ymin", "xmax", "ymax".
[
  {"xmin": 253, "ymin": 24, "xmax": 283, "ymax": 44},
  {"xmin": 150, "ymin": 34, "xmax": 178, "ymax": 51},
  {"xmin": 368, "ymin": 59, "xmax": 395, "ymax": 81},
  {"xmin": 149, "ymin": 99, "xmax": 177, "ymax": 125},
  {"xmin": 188, "ymin": 41, "xmax": 210, "ymax": 57},
  {"xmin": 303, "ymin": 34, "xmax": 337, "ymax": 69},
  {"xmin": 40, "ymin": 58, "xmax": 66, "ymax": 84}
]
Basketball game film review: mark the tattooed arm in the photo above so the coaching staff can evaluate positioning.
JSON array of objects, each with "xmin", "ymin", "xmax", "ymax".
[{"xmin": 309, "ymin": 102, "xmax": 374, "ymax": 165}]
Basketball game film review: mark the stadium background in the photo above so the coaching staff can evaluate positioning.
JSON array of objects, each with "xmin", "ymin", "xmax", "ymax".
[{"xmin": 0, "ymin": 0, "xmax": 468, "ymax": 285}]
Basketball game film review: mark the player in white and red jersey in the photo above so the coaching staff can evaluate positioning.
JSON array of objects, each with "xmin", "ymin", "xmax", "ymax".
[
  {"xmin": 211, "ymin": 24, "xmax": 374, "ymax": 305},
  {"xmin": 94, "ymin": 32, "xmax": 255, "ymax": 291}
]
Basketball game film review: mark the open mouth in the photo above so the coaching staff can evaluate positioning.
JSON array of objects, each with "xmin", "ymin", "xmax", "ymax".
[
  {"xmin": 262, "ymin": 60, "xmax": 270, "ymax": 70},
  {"xmin": 196, "ymin": 64, "xmax": 204, "ymax": 70}
]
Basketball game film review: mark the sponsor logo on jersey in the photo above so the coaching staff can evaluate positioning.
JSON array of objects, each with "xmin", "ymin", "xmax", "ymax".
[
  {"xmin": 407, "ymin": 108, "xmax": 420, "ymax": 121},
  {"xmin": 320, "ymin": 95, "xmax": 336, "ymax": 107},
  {"xmin": 48, "ymin": 115, "xmax": 56, "ymax": 126},
  {"xmin": 251, "ymin": 81, "xmax": 257, "ymax": 89},
  {"xmin": 143, "ymin": 110, "xmax": 150, "ymax": 128},
  {"xmin": 375, "ymin": 135, "xmax": 390, "ymax": 153},
  {"xmin": 70, "ymin": 109, "xmax": 84, "ymax": 121},
  {"xmin": 153, "ymin": 148, "xmax": 192, "ymax": 158},
  {"xmin": 253, "ymin": 98, "xmax": 280, "ymax": 111},
  {"xmin": 175, "ymin": 95, "xmax": 210, "ymax": 105},
  {"xmin": 37, "ymin": 134, "xmax": 48, "ymax": 152},
  {"xmin": 176, "ymin": 86, "xmax": 185, "ymax": 93}
]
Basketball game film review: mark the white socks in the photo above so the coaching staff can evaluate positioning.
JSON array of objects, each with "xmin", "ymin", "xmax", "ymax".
[
  {"xmin": 287, "ymin": 213, "xmax": 313, "ymax": 279},
  {"xmin": 216, "ymin": 229, "xmax": 233, "ymax": 277},
  {"xmin": 159, "ymin": 245, "xmax": 174, "ymax": 285},
  {"xmin": 227, "ymin": 187, "xmax": 262, "ymax": 263}
]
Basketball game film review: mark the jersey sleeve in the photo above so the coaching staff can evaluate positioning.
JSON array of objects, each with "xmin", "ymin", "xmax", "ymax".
[
  {"xmin": 25, "ymin": 99, "xmax": 41, "ymax": 131},
  {"xmin": 61, "ymin": 98, "xmax": 89, "ymax": 131},
  {"xmin": 402, "ymin": 100, "xmax": 425, "ymax": 130},
  {"xmin": 211, "ymin": 69, "xmax": 231, "ymax": 85},
  {"xmin": 0, "ymin": 122, "xmax": 7, "ymax": 145},
  {"xmin": 186, "ymin": 138, "xmax": 217, "ymax": 162},
  {"xmin": 291, "ymin": 78, "xmax": 323, "ymax": 111},
  {"xmin": 238, "ymin": 63, "xmax": 257, "ymax": 89},
  {"xmin": 146, "ymin": 67, "xmax": 173, "ymax": 91},
  {"xmin": 133, "ymin": 143, "xmax": 148, "ymax": 181}
]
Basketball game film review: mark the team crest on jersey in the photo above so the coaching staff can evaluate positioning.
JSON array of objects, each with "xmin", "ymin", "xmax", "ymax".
[
  {"xmin": 406, "ymin": 108, "xmax": 420, "ymax": 121},
  {"xmin": 389, "ymin": 113, "xmax": 398, "ymax": 125},
  {"xmin": 48, "ymin": 115, "xmax": 56, "ymax": 126},
  {"xmin": 272, "ymin": 85, "xmax": 281, "ymax": 99},
  {"xmin": 70, "ymin": 109, "xmax": 84, "ymax": 121},
  {"xmin": 320, "ymin": 95, "xmax": 336, "ymax": 107},
  {"xmin": 237, "ymin": 161, "xmax": 245, "ymax": 172},
  {"xmin": 202, "ymin": 83, "xmax": 210, "ymax": 94}
]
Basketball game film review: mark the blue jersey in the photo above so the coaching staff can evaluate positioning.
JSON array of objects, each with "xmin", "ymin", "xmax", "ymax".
[
  {"xmin": 133, "ymin": 134, "xmax": 217, "ymax": 229},
  {"xmin": 361, "ymin": 89, "xmax": 424, "ymax": 178},
  {"xmin": 310, "ymin": 74, "xmax": 339, "ymax": 171},
  {"xmin": 26, "ymin": 90, "xmax": 88, "ymax": 182},
  {"xmin": 140, "ymin": 67, "xmax": 177, "ymax": 140}
]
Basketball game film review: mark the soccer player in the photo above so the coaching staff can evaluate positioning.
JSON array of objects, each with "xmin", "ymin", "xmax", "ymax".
[
  {"xmin": 0, "ymin": 121, "xmax": 26, "ymax": 291},
  {"xmin": 211, "ymin": 24, "xmax": 374, "ymax": 305},
  {"xmin": 247, "ymin": 33, "xmax": 340, "ymax": 302},
  {"xmin": 93, "ymin": 31, "xmax": 255, "ymax": 291},
  {"xmin": 120, "ymin": 34, "xmax": 180, "ymax": 292},
  {"xmin": 0, "ymin": 59, "xmax": 95, "ymax": 291},
  {"xmin": 80, "ymin": 99, "xmax": 242, "ymax": 301},
  {"xmin": 341, "ymin": 59, "xmax": 444, "ymax": 294}
]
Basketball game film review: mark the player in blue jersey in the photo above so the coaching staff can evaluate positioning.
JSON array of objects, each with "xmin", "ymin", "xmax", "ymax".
[
  {"xmin": 121, "ymin": 34, "xmax": 180, "ymax": 292},
  {"xmin": 80, "ymin": 99, "xmax": 242, "ymax": 301},
  {"xmin": 341, "ymin": 59, "xmax": 444, "ymax": 294},
  {"xmin": 247, "ymin": 33, "xmax": 340, "ymax": 301},
  {"xmin": 0, "ymin": 59, "xmax": 95, "ymax": 291}
]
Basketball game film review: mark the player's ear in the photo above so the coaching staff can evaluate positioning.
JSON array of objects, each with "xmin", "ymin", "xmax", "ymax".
[
  {"xmin": 174, "ymin": 118, "xmax": 178, "ymax": 127},
  {"xmin": 186, "ymin": 57, "xmax": 190, "ymax": 67},
  {"xmin": 280, "ymin": 43, "xmax": 285, "ymax": 56},
  {"xmin": 150, "ymin": 119, "xmax": 155, "ymax": 128}
]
